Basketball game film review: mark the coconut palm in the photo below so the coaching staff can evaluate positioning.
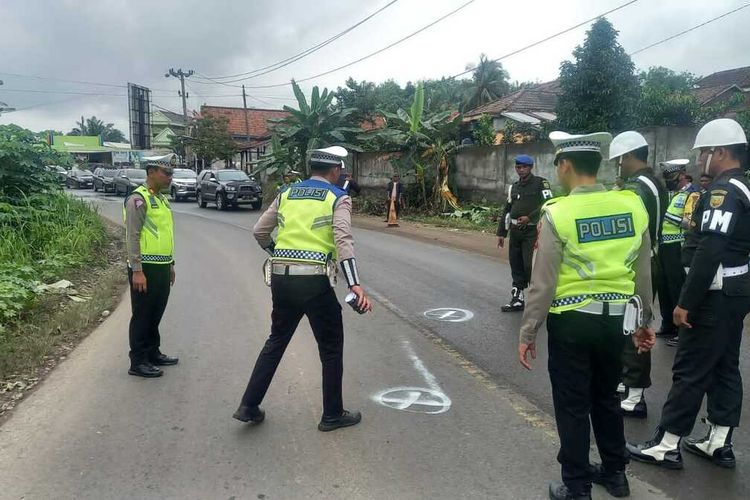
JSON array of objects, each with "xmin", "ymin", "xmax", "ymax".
[{"xmin": 462, "ymin": 54, "xmax": 510, "ymax": 111}]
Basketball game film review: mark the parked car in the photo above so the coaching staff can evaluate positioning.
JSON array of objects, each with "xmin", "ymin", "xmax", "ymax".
[
  {"xmin": 65, "ymin": 169, "xmax": 94, "ymax": 189},
  {"xmin": 93, "ymin": 167, "xmax": 117, "ymax": 193},
  {"xmin": 45, "ymin": 165, "xmax": 68, "ymax": 185},
  {"xmin": 169, "ymin": 168, "xmax": 197, "ymax": 201},
  {"xmin": 113, "ymin": 168, "xmax": 147, "ymax": 196},
  {"xmin": 196, "ymin": 168, "xmax": 262, "ymax": 210}
]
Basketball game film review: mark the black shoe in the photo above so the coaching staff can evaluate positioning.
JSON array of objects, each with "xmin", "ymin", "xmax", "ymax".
[
  {"xmin": 621, "ymin": 398, "xmax": 647, "ymax": 419},
  {"xmin": 655, "ymin": 327, "xmax": 675, "ymax": 337},
  {"xmin": 626, "ymin": 429, "xmax": 683, "ymax": 469},
  {"xmin": 128, "ymin": 363, "xmax": 163, "ymax": 378},
  {"xmin": 590, "ymin": 463, "xmax": 630, "ymax": 497},
  {"xmin": 548, "ymin": 481, "xmax": 591, "ymax": 500},
  {"xmin": 151, "ymin": 353, "xmax": 179, "ymax": 366},
  {"xmin": 666, "ymin": 336, "xmax": 679, "ymax": 347},
  {"xmin": 318, "ymin": 409, "xmax": 362, "ymax": 432},
  {"xmin": 232, "ymin": 405, "xmax": 265, "ymax": 424},
  {"xmin": 683, "ymin": 420, "xmax": 736, "ymax": 469},
  {"xmin": 501, "ymin": 300, "xmax": 525, "ymax": 312}
]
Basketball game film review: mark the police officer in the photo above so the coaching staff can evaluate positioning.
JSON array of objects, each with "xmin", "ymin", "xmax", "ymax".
[
  {"xmin": 628, "ymin": 118, "xmax": 750, "ymax": 470},
  {"xmin": 657, "ymin": 159, "xmax": 697, "ymax": 347},
  {"xmin": 123, "ymin": 163, "xmax": 178, "ymax": 378},
  {"xmin": 609, "ymin": 131, "xmax": 668, "ymax": 418},
  {"xmin": 519, "ymin": 131, "xmax": 655, "ymax": 500},
  {"xmin": 497, "ymin": 154, "xmax": 553, "ymax": 312},
  {"xmin": 234, "ymin": 146, "xmax": 373, "ymax": 431}
]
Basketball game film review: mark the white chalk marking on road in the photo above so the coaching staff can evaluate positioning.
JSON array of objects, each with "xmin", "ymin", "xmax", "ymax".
[{"xmin": 423, "ymin": 308, "xmax": 474, "ymax": 322}]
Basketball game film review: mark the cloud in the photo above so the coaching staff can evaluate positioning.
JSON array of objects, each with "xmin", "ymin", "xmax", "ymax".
[{"xmin": 1, "ymin": 0, "xmax": 748, "ymax": 135}]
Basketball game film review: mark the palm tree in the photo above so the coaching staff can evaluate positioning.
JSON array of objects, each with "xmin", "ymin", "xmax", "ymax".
[
  {"xmin": 70, "ymin": 116, "xmax": 127, "ymax": 142},
  {"xmin": 462, "ymin": 54, "xmax": 510, "ymax": 111}
]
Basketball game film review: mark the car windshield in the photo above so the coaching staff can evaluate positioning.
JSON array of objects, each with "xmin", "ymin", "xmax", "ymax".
[
  {"xmin": 101, "ymin": 170, "xmax": 116, "ymax": 178},
  {"xmin": 173, "ymin": 169, "xmax": 196, "ymax": 179},
  {"xmin": 126, "ymin": 169, "xmax": 147, "ymax": 179},
  {"xmin": 216, "ymin": 170, "xmax": 250, "ymax": 182},
  {"xmin": 74, "ymin": 170, "xmax": 93, "ymax": 178}
]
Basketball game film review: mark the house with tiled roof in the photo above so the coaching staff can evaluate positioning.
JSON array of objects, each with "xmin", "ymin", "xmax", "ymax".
[
  {"xmin": 151, "ymin": 108, "xmax": 188, "ymax": 149},
  {"xmin": 692, "ymin": 66, "xmax": 750, "ymax": 114},
  {"xmin": 462, "ymin": 81, "xmax": 562, "ymax": 143}
]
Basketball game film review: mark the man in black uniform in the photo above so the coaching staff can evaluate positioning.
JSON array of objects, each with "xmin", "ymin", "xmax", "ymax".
[
  {"xmin": 608, "ymin": 131, "xmax": 669, "ymax": 418},
  {"xmin": 628, "ymin": 118, "xmax": 750, "ymax": 470},
  {"xmin": 497, "ymin": 154, "xmax": 553, "ymax": 312}
]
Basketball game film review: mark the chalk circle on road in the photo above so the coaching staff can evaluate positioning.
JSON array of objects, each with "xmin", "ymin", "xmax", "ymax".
[
  {"xmin": 373, "ymin": 387, "xmax": 452, "ymax": 414},
  {"xmin": 423, "ymin": 308, "xmax": 474, "ymax": 322}
]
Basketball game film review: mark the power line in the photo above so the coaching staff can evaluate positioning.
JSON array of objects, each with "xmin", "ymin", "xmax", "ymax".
[
  {"xmin": 0, "ymin": 71, "xmax": 174, "ymax": 92},
  {"xmin": 195, "ymin": 0, "xmax": 401, "ymax": 85},
  {"xmin": 241, "ymin": 0, "xmax": 478, "ymax": 90},
  {"xmin": 449, "ymin": 0, "xmax": 640, "ymax": 79},
  {"xmin": 629, "ymin": 2, "xmax": 750, "ymax": 56}
]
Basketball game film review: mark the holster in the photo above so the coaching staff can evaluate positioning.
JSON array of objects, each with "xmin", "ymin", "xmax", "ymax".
[{"xmin": 623, "ymin": 295, "xmax": 643, "ymax": 336}]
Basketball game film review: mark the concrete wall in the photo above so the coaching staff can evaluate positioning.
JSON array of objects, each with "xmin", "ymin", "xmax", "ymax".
[{"xmin": 353, "ymin": 126, "xmax": 700, "ymax": 203}]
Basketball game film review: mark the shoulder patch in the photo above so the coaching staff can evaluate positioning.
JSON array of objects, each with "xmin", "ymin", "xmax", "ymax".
[
  {"xmin": 710, "ymin": 189, "xmax": 727, "ymax": 208},
  {"xmin": 134, "ymin": 197, "xmax": 144, "ymax": 208}
]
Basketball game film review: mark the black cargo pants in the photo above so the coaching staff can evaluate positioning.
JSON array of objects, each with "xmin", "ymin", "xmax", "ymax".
[
  {"xmin": 508, "ymin": 225, "xmax": 537, "ymax": 290},
  {"xmin": 128, "ymin": 263, "xmax": 171, "ymax": 366},
  {"xmin": 656, "ymin": 242, "xmax": 685, "ymax": 336}
]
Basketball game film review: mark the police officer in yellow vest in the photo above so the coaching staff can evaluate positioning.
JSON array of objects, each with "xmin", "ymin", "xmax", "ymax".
[
  {"xmin": 123, "ymin": 163, "xmax": 178, "ymax": 378},
  {"xmin": 518, "ymin": 131, "xmax": 656, "ymax": 500},
  {"xmin": 234, "ymin": 146, "xmax": 372, "ymax": 431},
  {"xmin": 657, "ymin": 159, "xmax": 697, "ymax": 347}
]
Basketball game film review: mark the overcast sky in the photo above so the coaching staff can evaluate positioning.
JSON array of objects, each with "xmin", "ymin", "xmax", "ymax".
[{"xmin": 1, "ymin": 0, "xmax": 748, "ymax": 137}]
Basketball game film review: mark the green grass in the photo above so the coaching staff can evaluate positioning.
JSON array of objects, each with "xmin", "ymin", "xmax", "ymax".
[{"xmin": 402, "ymin": 213, "xmax": 498, "ymax": 232}]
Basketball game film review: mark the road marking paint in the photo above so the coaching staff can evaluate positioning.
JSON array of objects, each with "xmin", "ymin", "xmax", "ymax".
[
  {"xmin": 423, "ymin": 308, "xmax": 474, "ymax": 322},
  {"xmin": 374, "ymin": 387, "xmax": 451, "ymax": 414}
]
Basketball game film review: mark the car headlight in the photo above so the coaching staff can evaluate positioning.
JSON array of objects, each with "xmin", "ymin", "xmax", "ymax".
[{"xmin": 226, "ymin": 186, "xmax": 236, "ymax": 192}]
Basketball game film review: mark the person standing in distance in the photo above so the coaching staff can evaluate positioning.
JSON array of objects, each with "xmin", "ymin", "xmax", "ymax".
[
  {"xmin": 608, "ymin": 131, "xmax": 668, "ymax": 418},
  {"xmin": 123, "ymin": 163, "xmax": 179, "ymax": 378},
  {"xmin": 628, "ymin": 118, "xmax": 750, "ymax": 470},
  {"xmin": 519, "ymin": 131, "xmax": 655, "ymax": 500},
  {"xmin": 497, "ymin": 155, "xmax": 553, "ymax": 312},
  {"xmin": 234, "ymin": 146, "xmax": 372, "ymax": 431}
]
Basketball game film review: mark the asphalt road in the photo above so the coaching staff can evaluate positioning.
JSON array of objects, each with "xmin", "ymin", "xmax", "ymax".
[{"xmin": 0, "ymin": 188, "xmax": 746, "ymax": 499}]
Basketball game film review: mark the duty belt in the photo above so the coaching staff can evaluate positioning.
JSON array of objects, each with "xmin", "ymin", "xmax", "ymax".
[
  {"xmin": 684, "ymin": 263, "xmax": 749, "ymax": 291},
  {"xmin": 272, "ymin": 263, "xmax": 327, "ymax": 276},
  {"xmin": 576, "ymin": 301, "xmax": 627, "ymax": 316}
]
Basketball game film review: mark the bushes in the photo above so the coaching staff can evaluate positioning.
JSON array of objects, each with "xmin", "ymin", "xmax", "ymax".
[{"xmin": 0, "ymin": 194, "xmax": 107, "ymax": 331}]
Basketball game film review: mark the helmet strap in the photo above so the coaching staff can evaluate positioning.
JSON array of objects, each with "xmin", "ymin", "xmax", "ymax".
[
  {"xmin": 704, "ymin": 149, "xmax": 714, "ymax": 176},
  {"xmin": 617, "ymin": 158, "xmax": 623, "ymax": 178}
]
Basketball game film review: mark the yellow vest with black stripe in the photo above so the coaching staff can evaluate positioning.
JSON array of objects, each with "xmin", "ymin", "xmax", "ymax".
[
  {"xmin": 543, "ymin": 189, "xmax": 649, "ymax": 313},
  {"xmin": 273, "ymin": 179, "xmax": 345, "ymax": 264},
  {"xmin": 122, "ymin": 185, "xmax": 175, "ymax": 265},
  {"xmin": 660, "ymin": 190, "xmax": 690, "ymax": 244}
]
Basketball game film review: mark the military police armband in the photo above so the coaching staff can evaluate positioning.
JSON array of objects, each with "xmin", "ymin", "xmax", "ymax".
[{"xmin": 340, "ymin": 258, "xmax": 360, "ymax": 288}]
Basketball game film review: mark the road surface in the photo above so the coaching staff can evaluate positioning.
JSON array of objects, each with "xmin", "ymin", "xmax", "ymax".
[{"xmin": 1, "ymin": 188, "xmax": 747, "ymax": 499}]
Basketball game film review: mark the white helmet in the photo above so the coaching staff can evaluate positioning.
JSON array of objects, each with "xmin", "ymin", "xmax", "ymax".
[
  {"xmin": 693, "ymin": 118, "xmax": 747, "ymax": 149},
  {"xmin": 608, "ymin": 131, "xmax": 648, "ymax": 160}
]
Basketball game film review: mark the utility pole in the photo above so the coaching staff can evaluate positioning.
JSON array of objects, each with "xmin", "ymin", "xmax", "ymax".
[
  {"xmin": 165, "ymin": 68, "xmax": 194, "ymax": 166},
  {"xmin": 241, "ymin": 85, "xmax": 251, "ymax": 171}
]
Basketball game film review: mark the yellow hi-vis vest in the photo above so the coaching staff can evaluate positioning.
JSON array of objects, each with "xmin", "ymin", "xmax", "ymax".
[
  {"xmin": 273, "ymin": 179, "xmax": 346, "ymax": 264},
  {"xmin": 123, "ymin": 185, "xmax": 175, "ymax": 265},
  {"xmin": 543, "ymin": 189, "xmax": 649, "ymax": 313},
  {"xmin": 660, "ymin": 190, "xmax": 690, "ymax": 244}
]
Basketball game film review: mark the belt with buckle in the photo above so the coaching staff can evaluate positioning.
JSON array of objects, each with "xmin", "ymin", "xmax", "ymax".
[
  {"xmin": 576, "ymin": 301, "xmax": 627, "ymax": 316},
  {"xmin": 272, "ymin": 263, "xmax": 326, "ymax": 276}
]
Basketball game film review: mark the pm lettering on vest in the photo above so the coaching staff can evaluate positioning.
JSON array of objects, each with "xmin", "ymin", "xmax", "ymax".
[
  {"xmin": 576, "ymin": 213, "xmax": 635, "ymax": 243},
  {"xmin": 288, "ymin": 186, "xmax": 328, "ymax": 201},
  {"xmin": 701, "ymin": 209, "xmax": 733, "ymax": 234}
]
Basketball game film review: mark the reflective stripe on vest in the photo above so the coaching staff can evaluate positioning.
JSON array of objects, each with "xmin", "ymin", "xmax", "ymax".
[
  {"xmin": 122, "ymin": 184, "xmax": 175, "ymax": 265},
  {"xmin": 544, "ymin": 189, "xmax": 649, "ymax": 314},
  {"xmin": 273, "ymin": 179, "xmax": 344, "ymax": 264}
]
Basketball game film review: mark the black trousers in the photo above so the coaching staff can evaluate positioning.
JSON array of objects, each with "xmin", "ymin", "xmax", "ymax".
[
  {"xmin": 621, "ymin": 255, "xmax": 658, "ymax": 389},
  {"xmin": 240, "ymin": 275, "xmax": 345, "ymax": 417},
  {"xmin": 548, "ymin": 310, "xmax": 628, "ymax": 495},
  {"xmin": 128, "ymin": 264, "xmax": 171, "ymax": 365},
  {"xmin": 656, "ymin": 242, "xmax": 685, "ymax": 335},
  {"xmin": 660, "ymin": 291, "xmax": 750, "ymax": 435},
  {"xmin": 508, "ymin": 225, "xmax": 537, "ymax": 290}
]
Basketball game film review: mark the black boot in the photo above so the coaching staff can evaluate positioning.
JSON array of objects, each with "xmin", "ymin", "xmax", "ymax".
[
  {"xmin": 232, "ymin": 405, "xmax": 265, "ymax": 423},
  {"xmin": 590, "ymin": 463, "xmax": 630, "ymax": 497},
  {"xmin": 627, "ymin": 428, "xmax": 683, "ymax": 469},
  {"xmin": 683, "ymin": 418, "xmax": 736, "ymax": 469},
  {"xmin": 501, "ymin": 286, "xmax": 525, "ymax": 312},
  {"xmin": 151, "ymin": 353, "xmax": 179, "ymax": 366},
  {"xmin": 318, "ymin": 409, "xmax": 361, "ymax": 432},
  {"xmin": 621, "ymin": 388, "xmax": 647, "ymax": 419},
  {"xmin": 548, "ymin": 481, "xmax": 591, "ymax": 500},
  {"xmin": 128, "ymin": 362, "xmax": 163, "ymax": 378}
]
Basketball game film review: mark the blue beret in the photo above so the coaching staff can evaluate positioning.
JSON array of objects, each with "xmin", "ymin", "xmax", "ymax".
[{"xmin": 515, "ymin": 154, "xmax": 534, "ymax": 166}]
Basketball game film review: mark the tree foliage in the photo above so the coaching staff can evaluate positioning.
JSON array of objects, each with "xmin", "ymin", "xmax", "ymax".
[
  {"xmin": 0, "ymin": 124, "xmax": 71, "ymax": 203},
  {"xmin": 636, "ymin": 67, "xmax": 699, "ymax": 127},
  {"xmin": 472, "ymin": 114, "xmax": 496, "ymax": 146},
  {"xmin": 189, "ymin": 114, "xmax": 237, "ymax": 165},
  {"xmin": 555, "ymin": 18, "xmax": 641, "ymax": 133},
  {"xmin": 69, "ymin": 116, "xmax": 127, "ymax": 142},
  {"xmin": 462, "ymin": 54, "xmax": 510, "ymax": 111}
]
